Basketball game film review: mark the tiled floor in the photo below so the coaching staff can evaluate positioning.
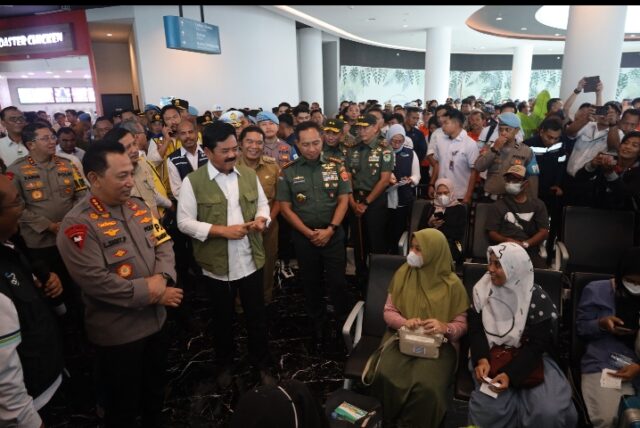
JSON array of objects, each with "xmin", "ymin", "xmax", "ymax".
[{"xmin": 42, "ymin": 271, "xmax": 469, "ymax": 427}]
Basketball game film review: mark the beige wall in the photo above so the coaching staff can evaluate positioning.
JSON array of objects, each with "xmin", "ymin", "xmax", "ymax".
[{"xmin": 91, "ymin": 42, "xmax": 134, "ymax": 96}]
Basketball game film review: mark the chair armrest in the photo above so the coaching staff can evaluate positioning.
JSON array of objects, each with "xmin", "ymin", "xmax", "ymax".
[
  {"xmin": 342, "ymin": 300, "xmax": 365, "ymax": 353},
  {"xmin": 398, "ymin": 231, "xmax": 409, "ymax": 256},
  {"xmin": 554, "ymin": 241, "xmax": 569, "ymax": 272}
]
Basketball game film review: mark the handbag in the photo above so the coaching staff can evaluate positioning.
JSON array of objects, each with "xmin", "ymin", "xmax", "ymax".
[
  {"xmin": 488, "ymin": 345, "xmax": 544, "ymax": 388},
  {"xmin": 398, "ymin": 326, "xmax": 446, "ymax": 359}
]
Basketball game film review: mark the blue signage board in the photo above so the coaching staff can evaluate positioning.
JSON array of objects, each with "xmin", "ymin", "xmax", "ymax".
[{"xmin": 163, "ymin": 15, "xmax": 221, "ymax": 55}]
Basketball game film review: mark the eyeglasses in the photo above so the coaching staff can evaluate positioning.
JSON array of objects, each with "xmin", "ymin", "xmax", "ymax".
[
  {"xmin": 6, "ymin": 116, "xmax": 26, "ymax": 123},
  {"xmin": 32, "ymin": 135, "xmax": 57, "ymax": 143}
]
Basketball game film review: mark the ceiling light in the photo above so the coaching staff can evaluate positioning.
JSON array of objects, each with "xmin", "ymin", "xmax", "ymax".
[
  {"xmin": 402, "ymin": 24, "xmax": 408, "ymax": 28},
  {"xmin": 554, "ymin": 33, "xmax": 561, "ymax": 36},
  {"xmin": 521, "ymin": 27, "xmax": 527, "ymax": 31},
  {"xmin": 45, "ymin": 71, "xmax": 53, "ymax": 74},
  {"xmin": 496, "ymin": 16, "xmax": 503, "ymax": 21},
  {"xmin": 547, "ymin": 48, "xmax": 553, "ymax": 51},
  {"xmin": 21, "ymin": 75, "xmax": 28, "ymax": 78},
  {"xmin": 557, "ymin": 56, "xmax": 561, "ymax": 59},
  {"xmin": 479, "ymin": 46, "xmax": 486, "ymax": 49},
  {"xmin": 106, "ymin": 33, "xmax": 113, "ymax": 37},
  {"xmin": 83, "ymin": 74, "xmax": 91, "ymax": 79},
  {"xmin": 27, "ymin": 72, "xmax": 34, "ymax": 76},
  {"xmin": 631, "ymin": 34, "xmax": 638, "ymax": 38},
  {"xmin": 65, "ymin": 70, "xmax": 72, "ymax": 73},
  {"xmin": 54, "ymin": 75, "xmax": 60, "ymax": 78}
]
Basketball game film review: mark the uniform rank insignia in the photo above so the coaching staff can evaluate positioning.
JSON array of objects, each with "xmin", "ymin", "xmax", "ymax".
[
  {"xmin": 31, "ymin": 190, "xmax": 43, "ymax": 200},
  {"xmin": 65, "ymin": 224, "xmax": 88, "ymax": 250},
  {"xmin": 104, "ymin": 236, "xmax": 126, "ymax": 248},
  {"xmin": 134, "ymin": 209, "xmax": 148, "ymax": 217},
  {"xmin": 296, "ymin": 193, "xmax": 306, "ymax": 203},
  {"xmin": 97, "ymin": 220, "xmax": 117, "ymax": 228},
  {"xmin": 103, "ymin": 228, "xmax": 120, "ymax": 237},
  {"xmin": 139, "ymin": 217, "xmax": 152, "ymax": 224},
  {"xmin": 113, "ymin": 249, "xmax": 127, "ymax": 258},
  {"xmin": 116, "ymin": 263, "xmax": 133, "ymax": 278}
]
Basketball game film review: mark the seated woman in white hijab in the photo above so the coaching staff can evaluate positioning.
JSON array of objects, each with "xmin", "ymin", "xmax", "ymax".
[
  {"xmin": 417, "ymin": 178, "xmax": 466, "ymax": 265},
  {"xmin": 468, "ymin": 242, "xmax": 577, "ymax": 428}
]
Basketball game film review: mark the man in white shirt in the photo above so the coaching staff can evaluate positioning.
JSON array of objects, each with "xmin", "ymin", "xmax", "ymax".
[
  {"xmin": 177, "ymin": 121, "xmax": 274, "ymax": 387},
  {"xmin": 55, "ymin": 127, "xmax": 85, "ymax": 161},
  {"xmin": 429, "ymin": 109, "xmax": 479, "ymax": 203},
  {"xmin": 166, "ymin": 120, "xmax": 208, "ymax": 199},
  {"xmin": 0, "ymin": 107, "xmax": 28, "ymax": 167}
]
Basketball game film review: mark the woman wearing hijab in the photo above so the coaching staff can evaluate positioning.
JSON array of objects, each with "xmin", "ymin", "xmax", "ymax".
[
  {"xmin": 468, "ymin": 242, "xmax": 576, "ymax": 427},
  {"xmin": 368, "ymin": 228, "xmax": 469, "ymax": 428},
  {"xmin": 577, "ymin": 247, "xmax": 640, "ymax": 428},
  {"xmin": 386, "ymin": 124, "xmax": 421, "ymax": 254},
  {"xmin": 417, "ymin": 178, "xmax": 466, "ymax": 265}
]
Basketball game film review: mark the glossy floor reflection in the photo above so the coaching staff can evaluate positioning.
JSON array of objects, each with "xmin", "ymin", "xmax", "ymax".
[{"xmin": 42, "ymin": 271, "xmax": 469, "ymax": 427}]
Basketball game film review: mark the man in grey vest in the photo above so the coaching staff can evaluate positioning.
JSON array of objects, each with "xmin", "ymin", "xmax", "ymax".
[{"xmin": 177, "ymin": 121, "xmax": 274, "ymax": 387}]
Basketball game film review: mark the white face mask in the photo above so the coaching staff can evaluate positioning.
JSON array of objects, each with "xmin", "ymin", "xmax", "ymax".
[
  {"xmin": 504, "ymin": 182, "xmax": 523, "ymax": 195},
  {"xmin": 407, "ymin": 251, "xmax": 424, "ymax": 268},
  {"xmin": 623, "ymin": 279, "xmax": 640, "ymax": 296},
  {"xmin": 436, "ymin": 194, "xmax": 451, "ymax": 207}
]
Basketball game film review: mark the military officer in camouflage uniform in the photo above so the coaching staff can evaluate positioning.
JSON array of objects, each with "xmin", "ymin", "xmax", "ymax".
[
  {"xmin": 238, "ymin": 125, "xmax": 281, "ymax": 304},
  {"xmin": 277, "ymin": 121, "xmax": 352, "ymax": 350},
  {"xmin": 347, "ymin": 114, "xmax": 395, "ymax": 284}
]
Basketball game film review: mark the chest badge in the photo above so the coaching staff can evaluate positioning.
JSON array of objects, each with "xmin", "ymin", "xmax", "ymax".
[
  {"xmin": 296, "ymin": 193, "xmax": 307, "ymax": 203},
  {"xmin": 31, "ymin": 190, "xmax": 43, "ymax": 200}
]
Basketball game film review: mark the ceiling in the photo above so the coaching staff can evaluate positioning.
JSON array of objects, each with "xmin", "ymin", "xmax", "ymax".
[{"xmin": 266, "ymin": 5, "xmax": 640, "ymax": 55}]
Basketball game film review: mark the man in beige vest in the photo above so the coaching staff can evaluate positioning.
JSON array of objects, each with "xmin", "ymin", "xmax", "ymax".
[{"xmin": 177, "ymin": 121, "xmax": 274, "ymax": 387}]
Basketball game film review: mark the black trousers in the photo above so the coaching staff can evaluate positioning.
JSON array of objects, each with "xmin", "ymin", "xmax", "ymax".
[
  {"xmin": 96, "ymin": 327, "xmax": 168, "ymax": 428},
  {"xmin": 292, "ymin": 227, "xmax": 348, "ymax": 324},
  {"xmin": 386, "ymin": 204, "xmax": 412, "ymax": 254},
  {"xmin": 277, "ymin": 213, "xmax": 295, "ymax": 263},
  {"xmin": 202, "ymin": 269, "xmax": 269, "ymax": 368},
  {"xmin": 351, "ymin": 191, "xmax": 388, "ymax": 278}
]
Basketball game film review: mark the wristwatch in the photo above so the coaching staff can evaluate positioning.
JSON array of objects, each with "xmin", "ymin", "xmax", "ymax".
[
  {"xmin": 160, "ymin": 272, "xmax": 174, "ymax": 285},
  {"xmin": 328, "ymin": 224, "xmax": 339, "ymax": 231},
  {"xmin": 573, "ymin": 88, "xmax": 582, "ymax": 94},
  {"xmin": 363, "ymin": 199, "xmax": 370, "ymax": 206},
  {"xmin": 522, "ymin": 241, "xmax": 530, "ymax": 249}
]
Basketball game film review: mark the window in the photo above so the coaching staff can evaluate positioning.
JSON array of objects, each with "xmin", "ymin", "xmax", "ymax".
[
  {"xmin": 17, "ymin": 87, "xmax": 55, "ymax": 104},
  {"xmin": 54, "ymin": 87, "xmax": 72, "ymax": 103},
  {"xmin": 71, "ymin": 87, "xmax": 95, "ymax": 102},
  {"xmin": 17, "ymin": 86, "xmax": 95, "ymax": 104}
]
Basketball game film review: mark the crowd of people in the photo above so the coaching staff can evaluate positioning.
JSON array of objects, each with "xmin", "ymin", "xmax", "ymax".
[{"xmin": 0, "ymin": 79, "xmax": 639, "ymax": 427}]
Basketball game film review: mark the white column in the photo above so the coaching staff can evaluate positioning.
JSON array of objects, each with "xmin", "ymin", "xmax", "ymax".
[
  {"xmin": 510, "ymin": 44, "xmax": 533, "ymax": 101},
  {"xmin": 297, "ymin": 28, "xmax": 324, "ymax": 105},
  {"xmin": 424, "ymin": 27, "xmax": 451, "ymax": 104},
  {"xmin": 560, "ymin": 6, "xmax": 626, "ymax": 111}
]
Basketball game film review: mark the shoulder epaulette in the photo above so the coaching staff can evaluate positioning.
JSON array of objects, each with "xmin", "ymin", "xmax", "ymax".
[
  {"xmin": 281, "ymin": 159, "xmax": 296, "ymax": 169},
  {"xmin": 262, "ymin": 155, "xmax": 277, "ymax": 164},
  {"xmin": 327, "ymin": 156, "xmax": 343, "ymax": 164}
]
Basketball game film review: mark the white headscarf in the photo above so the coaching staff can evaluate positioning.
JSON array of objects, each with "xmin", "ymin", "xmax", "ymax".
[
  {"xmin": 433, "ymin": 178, "xmax": 461, "ymax": 212},
  {"xmin": 472, "ymin": 242, "xmax": 535, "ymax": 348}
]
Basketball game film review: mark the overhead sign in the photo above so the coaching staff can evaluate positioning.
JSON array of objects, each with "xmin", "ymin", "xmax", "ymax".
[
  {"xmin": 163, "ymin": 15, "xmax": 221, "ymax": 55},
  {"xmin": 0, "ymin": 23, "xmax": 74, "ymax": 56}
]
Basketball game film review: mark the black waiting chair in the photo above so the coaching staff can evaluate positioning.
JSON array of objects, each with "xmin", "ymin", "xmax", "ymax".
[
  {"xmin": 341, "ymin": 254, "xmax": 405, "ymax": 389},
  {"xmin": 568, "ymin": 272, "xmax": 613, "ymax": 428},
  {"xmin": 466, "ymin": 202, "xmax": 493, "ymax": 262},
  {"xmin": 555, "ymin": 206, "xmax": 635, "ymax": 274},
  {"xmin": 398, "ymin": 199, "xmax": 429, "ymax": 255},
  {"xmin": 454, "ymin": 262, "xmax": 564, "ymax": 401}
]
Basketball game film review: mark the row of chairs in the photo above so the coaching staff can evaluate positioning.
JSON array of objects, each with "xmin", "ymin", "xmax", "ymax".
[
  {"xmin": 341, "ymin": 255, "xmax": 613, "ymax": 426},
  {"xmin": 399, "ymin": 199, "xmax": 637, "ymax": 276}
]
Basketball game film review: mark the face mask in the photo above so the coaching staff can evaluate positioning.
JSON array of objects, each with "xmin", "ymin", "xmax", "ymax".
[
  {"xmin": 623, "ymin": 279, "xmax": 640, "ymax": 296},
  {"xmin": 436, "ymin": 194, "xmax": 451, "ymax": 206},
  {"xmin": 504, "ymin": 182, "xmax": 522, "ymax": 195},
  {"xmin": 407, "ymin": 251, "xmax": 424, "ymax": 268}
]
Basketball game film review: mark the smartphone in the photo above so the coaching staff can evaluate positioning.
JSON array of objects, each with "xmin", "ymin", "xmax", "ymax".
[
  {"xmin": 583, "ymin": 76, "xmax": 600, "ymax": 93},
  {"xmin": 613, "ymin": 326, "xmax": 632, "ymax": 334},
  {"xmin": 594, "ymin": 105, "xmax": 609, "ymax": 116},
  {"xmin": 433, "ymin": 212, "xmax": 445, "ymax": 220},
  {"xmin": 482, "ymin": 376, "xmax": 501, "ymax": 387}
]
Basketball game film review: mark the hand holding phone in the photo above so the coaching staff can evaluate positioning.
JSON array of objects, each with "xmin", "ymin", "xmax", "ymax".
[{"xmin": 583, "ymin": 76, "xmax": 600, "ymax": 93}]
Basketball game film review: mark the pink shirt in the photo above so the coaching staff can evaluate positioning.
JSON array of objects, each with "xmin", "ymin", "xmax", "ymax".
[{"xmin": 383, "ymin": 294, "xmax": 468, "ymax": 343}]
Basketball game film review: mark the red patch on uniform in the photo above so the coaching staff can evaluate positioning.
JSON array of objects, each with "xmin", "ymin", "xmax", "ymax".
[
  {"xmin": 65, "ymin": 224, "xmax": 88, "ymax": 250},
  {"xmin": 5, "ymin": 171, "xmax": 14, "ymax": 181},
  {"xmin": 116, "ymin": 263, "xmax": 133, "ymax": 278},
  {"xmin": 340, "ymin": 171, "xmax": 349, "ymax": 182}
]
